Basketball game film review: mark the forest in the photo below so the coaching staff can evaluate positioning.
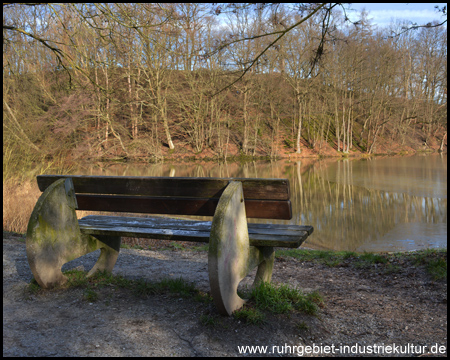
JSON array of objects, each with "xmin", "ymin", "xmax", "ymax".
[{"xmin": 3, "ymin": 3, "xmax": 448, "ymax": 175}]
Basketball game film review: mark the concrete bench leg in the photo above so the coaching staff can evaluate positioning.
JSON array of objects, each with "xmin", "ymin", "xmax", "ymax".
[
  {"xmin": 85, "ymin": 235, "xmax": 121, "ymax": 277},
  {"xmin": 208, "ymin": 181, "xmax": 276, "ymax": 316},
  {"xmin": 249, "ymin": 246, "xmax": 275, "ymax": 285},
  {"xmin": 26, "ymin": 178, "xmax": 120, "ymax": 288}
]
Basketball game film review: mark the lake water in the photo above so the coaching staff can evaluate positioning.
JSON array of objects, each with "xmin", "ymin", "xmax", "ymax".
[{"xmin": 68, "ymin": 153, "xmax": 447, "ymax": 253}]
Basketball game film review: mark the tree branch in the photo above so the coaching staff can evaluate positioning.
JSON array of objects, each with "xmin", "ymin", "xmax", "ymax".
[{"xmin": 211, "ymin": 3, "xmax": 327, "ymax": 97}]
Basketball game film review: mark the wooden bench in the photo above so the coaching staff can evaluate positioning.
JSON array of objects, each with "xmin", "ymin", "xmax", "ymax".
[{"xmin": 26, "ymin": 175, "xmax": 313, "ymax": 315}]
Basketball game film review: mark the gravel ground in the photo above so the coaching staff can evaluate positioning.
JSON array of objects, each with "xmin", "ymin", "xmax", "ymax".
[{"xmin": 3, "ymin": 233, "xmax": 447, "ymax": 357}]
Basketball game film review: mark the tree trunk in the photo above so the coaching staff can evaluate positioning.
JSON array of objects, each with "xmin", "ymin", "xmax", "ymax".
[
  {"xmin": 335, "ymin": 93, "xmax": 340, "ymax": 151},
  {"xmin": 342, "ymin": 93, "xmax": 346, "ymax": 153},
  {"xmin": 127, "ymin": 58, "xmax": 135, "ymax": 138},
  {"xmin": 242, "ymin": 88, "xmax": 249, "ymax": 154},
  {"xmin": 296, "ymin": 98, "xmax": 302, "ymax": 154},
  {"xmin": 439, "ymin": 132, "xmax": 447, "ymax": 152},
  {"xmin": 162, "ymin": 96, "xmax": 174, "ymax": 150}
]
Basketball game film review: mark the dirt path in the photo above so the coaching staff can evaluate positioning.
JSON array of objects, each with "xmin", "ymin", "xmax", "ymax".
[{"xmin": 3, "ymin": 234, "xmax": 447, "ymax": 357}]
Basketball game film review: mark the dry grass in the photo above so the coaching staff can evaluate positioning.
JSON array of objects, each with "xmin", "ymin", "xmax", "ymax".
[
  {"xmin": 3, "ymin": 178, "xmax": 41, "ymax": 233},
  {"xmin": 2, "ymin": 180, "xmax": 106, "ymax": 234}
]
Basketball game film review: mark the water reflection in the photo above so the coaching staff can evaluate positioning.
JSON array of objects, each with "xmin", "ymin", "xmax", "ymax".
[
  {"xmin": 60, "ymin": 154, "xmax": 447, "ymax": 252},
  {"xmin": 299, "ymin": 155, "xmax": 446, "ymax": 252},
  {"xmin": 321, "ymin": 155, "xmax": 447, "ymax": 199}
]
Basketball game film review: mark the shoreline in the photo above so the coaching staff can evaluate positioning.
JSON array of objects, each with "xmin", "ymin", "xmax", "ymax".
[{"xmin": 85, "ymin": 148, "xmax": 444, "ymax": 165}]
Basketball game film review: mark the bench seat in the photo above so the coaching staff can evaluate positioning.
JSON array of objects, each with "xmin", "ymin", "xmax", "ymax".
[{"xmin": 78, "ymin": 215, "xmax": 314, "ymax": 248}]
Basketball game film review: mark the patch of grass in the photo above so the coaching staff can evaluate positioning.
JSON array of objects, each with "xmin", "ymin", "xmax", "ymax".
[
  {"xmin": 133, "ymin": 278, "xmax": 158, "ymax": 296},
  {"xmin": 28, "ymin": 270, "xmax": 203, "ymax": 300},
  {"xmin": 117, "ymin": 275, "xmax": 199, "ymax": 298},
  {"xmin": 306, "ymin": 290, "xmax": 325, "ymax": 308},
  {"xmin": 83, "ymin": 288, "xmax": 99, "ymax": 302},
  {"xmin": 194, "ymin": 291, "xmax": 213, "ymax": 303},
  {"xmin": 27, "ymin": 278, "xmax": 41, "ymax": 294},
  {"xmin": 277, "ymin": 248, "xmax": 447, "ymax": 280},
  {"xmin": 238, "ymin": 281, "xmax": 323, "ymax": 321},
  {"xmin": 353, "ymin": 252, "xmax": 388, "ymax": 269},
  {"xmin": 200, "ymin": 314, "xmax": 221, "ymax": 326},
  {"xmin": 409, "ymin": 248, "xmax": 447, "ymax": 280},
  {"xmin": 65, "ymin": 269, "xmax": 90, "ymax": 287},
  {"xmin": 384, "ymin": 263, "xmax": 402, "ymax": 275},
  {"xmin": 169, "ymin": 242, "xmax": 186, "ymax": 250},
  {"xmin": 159, "ymin": 277, "xmax": 198, "ymax": 297},
  {"xmin": 233, "ymin": 306, "xmax": 265, "ymax": 325},
  {"xmin": 427, "ymin": 258, "xmax": 447, "ymax": 280},
  {"xmin": 191, "ymin": 244, "xmax": 209, "ymax": 252},
  {"xmin": 250, "ymin": 282, "xmax": 297, "ymax": 313}
]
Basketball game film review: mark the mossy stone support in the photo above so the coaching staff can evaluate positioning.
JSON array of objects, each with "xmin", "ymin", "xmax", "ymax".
[
  {"xmin": 208, "ymin": 181, "xmax": 276, "ymax": 316},
  {"xmin": 84, "ymin": 234, "xmax": 121, "ymax": 277},
  {"xmin": 26, "ymin": 178, "xmax": 120, "ymax": 288},
  {"xmin": 249, "ymin": 246, "xmax": 275, "ymax": 284}
]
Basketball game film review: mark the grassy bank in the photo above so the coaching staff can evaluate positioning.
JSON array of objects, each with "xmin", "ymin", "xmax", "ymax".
[{"xmin": 276, "ymin": 248, "xmax": 447, "ymax": 281}]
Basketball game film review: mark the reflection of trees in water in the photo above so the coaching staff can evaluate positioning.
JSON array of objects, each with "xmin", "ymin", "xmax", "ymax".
[
  {"xmin": 67, "ymin": 157, "xmax": 446, "ymax": 251},
  {"xmin": 291, "ymin": 160, "xmax": 447, "ymax": 251}
]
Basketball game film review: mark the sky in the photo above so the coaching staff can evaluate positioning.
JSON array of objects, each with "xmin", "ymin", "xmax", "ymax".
[{"xmin": 345, "ymin": 3, "xmax": 447, "ymax": 28}]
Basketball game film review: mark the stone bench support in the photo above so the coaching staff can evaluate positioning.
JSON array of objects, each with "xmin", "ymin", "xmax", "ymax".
[{"xmin": 26, "ymin": 178, "xmax": 120, "ymax": 288}]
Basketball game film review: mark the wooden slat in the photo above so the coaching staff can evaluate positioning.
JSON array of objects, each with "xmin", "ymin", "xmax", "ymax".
[
  {"xmin": 37, "ymin": 175, "xmax": 290, "ymax": 200},
  {"xmin": 78, "ymin": 215, "xmax": 312, "ymax": 248},
  {"xmin": 75, "ymin": 194, "xmax": 292, "ymax": 219}
]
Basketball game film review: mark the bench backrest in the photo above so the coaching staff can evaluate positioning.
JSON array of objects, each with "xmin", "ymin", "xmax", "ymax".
[{"xmin": 37, "ymin": 175, "xmax": 292, "ymax": 219}]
